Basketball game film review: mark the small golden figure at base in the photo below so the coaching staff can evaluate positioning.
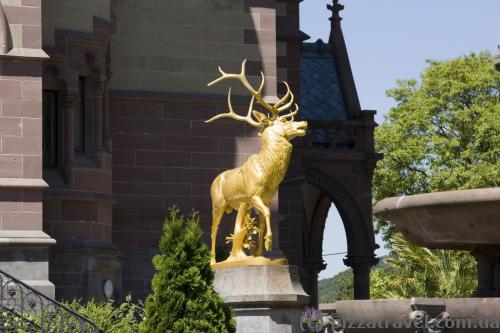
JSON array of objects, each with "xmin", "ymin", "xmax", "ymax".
[{"xmin": 206, "ymin": 60, "xmax": 307, "ymax": 268}]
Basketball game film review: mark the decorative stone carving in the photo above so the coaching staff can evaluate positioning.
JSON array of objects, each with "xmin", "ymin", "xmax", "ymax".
[{"xmin": 0, "ymin": 1, "xmax": 10, "ymax": 54}]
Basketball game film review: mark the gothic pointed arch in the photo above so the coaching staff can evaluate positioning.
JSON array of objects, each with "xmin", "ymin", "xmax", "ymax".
[
  {"xmin": 305, "ymin": 168, "xmax": 376, "ymax": 258},
  {"xmin": 301, "ymin": 168, "xmax": 378, "ymax": 305}
]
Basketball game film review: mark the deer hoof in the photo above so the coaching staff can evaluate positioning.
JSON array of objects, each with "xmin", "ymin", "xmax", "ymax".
[{"xmin": 265, "ymin": 234, "xmax": 273, "ymax": 252}]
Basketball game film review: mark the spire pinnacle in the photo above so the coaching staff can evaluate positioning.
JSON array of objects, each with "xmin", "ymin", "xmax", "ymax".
[{"xmin": 327, "ymin": 0, "xmax": 344, "ymax": 22}]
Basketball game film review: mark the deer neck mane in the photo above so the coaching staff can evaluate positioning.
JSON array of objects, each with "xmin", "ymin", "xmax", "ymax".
[{"xmin": 258, "ymin": 130, "xmax": 293, "ymax": 185}]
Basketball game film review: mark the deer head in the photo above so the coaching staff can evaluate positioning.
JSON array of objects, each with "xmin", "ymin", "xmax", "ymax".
[{"xmin": 205, "ymin": 60, "xmax": 307, "ymax": 141}]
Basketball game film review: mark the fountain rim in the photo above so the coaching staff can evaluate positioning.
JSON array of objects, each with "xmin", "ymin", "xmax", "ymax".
[{"xmin": 374, "ymin": 187, "xmax": 500, "ymax": 217}]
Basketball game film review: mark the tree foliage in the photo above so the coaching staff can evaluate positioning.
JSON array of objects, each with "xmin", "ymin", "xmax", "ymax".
[
  {"xmin": 369, "ymin": 268, "xmax": 394, "ymax": 300},
  {"xmin": 318, "ymin": 259, "xmax": 387, "ymax": 303},
  {"xmin": 140, "ymin": 208, "xmax": 235, "ymax": 333},
  {"xmin": 374, "ymin": 52, "xmax": 500, "ymax": 240},
  {"xmin": 320, "ymin": 235, "xmax": 477, "ymax": 301},
  {"xmin": 369, "ymin": 52, "xmax": 499, "ymax": 298}
]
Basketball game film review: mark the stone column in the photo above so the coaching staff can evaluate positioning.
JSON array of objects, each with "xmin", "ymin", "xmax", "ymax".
[
  {"xmin": 344, "ymin": 255, "xmax": 377, "ymax": 300},
  {"xmin": 493, "ymin": 258, "xmax": 500, "ymax": 296},
  {"xmin": 103, "ymin": 80, "xmax": 111, "ymax": 151},
  {"xmin": 103, "ymin": 45, "xmax": 112, "ymax": 151},
  {"xmin": 303, "ymin": 259, "xmax": 326, "ymax": 307},
  {"xmin": 94, "ymin": 80, "xmax": 105, "ymax": 151},
  {"xmin": 0, "ymin": 0, "xmax": 55, "ymax": 296},
  {"xmin": 473, "ymin": 250, "xmax": 496, "ymax": 297},
  {"xmin": 64, "ymin": 94, "xmax": 77, "ymax": 163}
]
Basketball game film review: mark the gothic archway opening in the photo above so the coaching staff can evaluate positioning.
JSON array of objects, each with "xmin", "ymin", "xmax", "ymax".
[
  {"xmin": 318, "ymin": 204, "xmax": 350, "ymax": 303},
  {"xmin": 302, "ymin": 169, "xmax": 379, "ymax": 307}
]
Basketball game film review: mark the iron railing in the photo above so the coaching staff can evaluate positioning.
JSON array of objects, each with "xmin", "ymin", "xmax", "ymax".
[{"xmin": 0, "ymin": 269, "xmax": 100, "ymax": 332}]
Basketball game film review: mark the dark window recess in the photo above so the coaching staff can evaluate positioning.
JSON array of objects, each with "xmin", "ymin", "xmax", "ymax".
[
  {"xmin": 42, "ymin": 90, "xmax": 58, "ymax": 167},
  {"xmin": 75, "ymin": 76, "xmax": 85, "ymax": 152}
]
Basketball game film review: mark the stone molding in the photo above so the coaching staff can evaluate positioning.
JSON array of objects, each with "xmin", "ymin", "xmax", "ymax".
[
  {"xmin": 0, "ymin": 177, "xmax": 48, "ymax": 189},
  {"xmin": 375, "ymin": 187, "xmax": 500, "ymax": 214},
  {"xmin": 43, "ymin": 188, "xmax": 116, "ymax": 204},
  {"xmin": 0, "ymin": 47, "xmax": 48, "ymax": 60},
  {"xmin": 0, "ymin": 230, "xmax": 56, "ymax": 246},
  {"xmin": 53, "ymin": 239, "xmax": 119, "ymax": 252}
]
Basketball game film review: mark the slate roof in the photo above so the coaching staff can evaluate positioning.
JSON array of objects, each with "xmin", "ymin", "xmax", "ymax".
[{"xmin": 300, "ymin": 39, "xmax": 347, "ymax": 121}]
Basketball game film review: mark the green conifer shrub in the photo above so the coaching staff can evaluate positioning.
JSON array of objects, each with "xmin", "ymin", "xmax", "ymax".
[{"xmin": 140, "ymin": 208, "xmax": 235, "ymax": 333}]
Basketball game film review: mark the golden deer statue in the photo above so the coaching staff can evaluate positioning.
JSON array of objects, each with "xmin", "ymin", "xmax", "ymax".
[{"xmin": 206, "ymin": 60, "xmax": 307, "ymax": 268}]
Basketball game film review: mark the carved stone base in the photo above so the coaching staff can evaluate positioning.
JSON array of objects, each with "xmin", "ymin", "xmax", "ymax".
[{"xmin": 213, "ymin": 264, "xmax": 309, "ymax": 333}]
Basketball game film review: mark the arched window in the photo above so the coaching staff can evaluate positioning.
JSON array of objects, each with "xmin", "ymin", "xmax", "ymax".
[
  {"xmin": 75, "ymin": 51, "xmax": 100, "ymax": 155},
  {"xmin": 75, "ymin": 76, "xmax": 85, "ymax": 152},
  {"xmin": 42, "ymin": 65, "xmax": 63, "ymax": 168},
  {"xmin": 42, "ymin": 90, "xmax": 58, "ymax": 167}
]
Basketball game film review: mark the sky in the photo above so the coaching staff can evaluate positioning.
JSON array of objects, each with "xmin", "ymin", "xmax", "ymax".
[{"xmin": 298, "ymin": 0, "xmax": 500, "ymax": 279}]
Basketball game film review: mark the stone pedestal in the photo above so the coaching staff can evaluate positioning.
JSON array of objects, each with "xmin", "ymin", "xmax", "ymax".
[
  {"xmin": 213, "ymin": 265, "xmax": 309, "ymax": 333},
  {"xmin": 0, "ymin": 230, "xmax": 56, "ymax": 298}
]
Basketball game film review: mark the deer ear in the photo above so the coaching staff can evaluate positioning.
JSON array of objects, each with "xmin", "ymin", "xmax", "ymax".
[{"xmin": 252, "ymin": 111, "xmax": 270, "ymax": 124}]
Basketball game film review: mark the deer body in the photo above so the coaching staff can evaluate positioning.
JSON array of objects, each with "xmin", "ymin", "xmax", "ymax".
[
  {"xmin": 214, "ymin": 130, "xmax": 293, "ymax": 210},
  {"xmin": 206, "ymin": 60, "xmax": 307, "ymax": 265}
]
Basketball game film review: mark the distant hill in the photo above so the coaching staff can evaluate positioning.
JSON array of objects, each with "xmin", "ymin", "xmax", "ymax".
[
  {"xmin": 318, "ymin": 269, "xmax": 353, "ymax": 303},
  {"xmin": 318, "ymin": 257, "xmax": 387, "ymax": 303}
]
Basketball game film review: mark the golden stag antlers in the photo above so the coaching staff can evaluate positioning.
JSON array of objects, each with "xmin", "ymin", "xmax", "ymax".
[{"xmin": 206, "ymin": 59, "xmax": 299, "ymax": 127}]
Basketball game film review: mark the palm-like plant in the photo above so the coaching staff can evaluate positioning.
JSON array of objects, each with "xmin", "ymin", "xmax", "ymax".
[{"xmin": 378, "ymin": 234, "xmax": 477, "ymax": 298}]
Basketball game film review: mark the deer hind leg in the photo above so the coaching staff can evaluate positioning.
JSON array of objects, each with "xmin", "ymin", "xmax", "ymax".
[
  {"xmin": 255, "ymin": 212, "xmax": 266, "ymax": 257},
  {"xmin": 228, "ymin": 203, "xmax": 249, "ymax": 260},
  {"xmin": 251, "ymin": 196, "xmax": 272, "ymax": 252},
  {"xmin": 210, "ymin": 206, "xmax": 225, "ymax": 265}
]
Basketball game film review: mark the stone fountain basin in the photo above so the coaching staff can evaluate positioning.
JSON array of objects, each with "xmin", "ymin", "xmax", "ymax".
[
  {"xmin": 373, "ymin": 188, "xmax": 500, "ymax": 249},
  {"xmin": 333, "ymin": 298, "xmax": 500, "ymax": 332}
]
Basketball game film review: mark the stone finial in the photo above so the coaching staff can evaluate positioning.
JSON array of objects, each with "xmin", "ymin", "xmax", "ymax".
[{"xmin": 327, "ymin": 0, "xmax": 344, "ymax": 22}]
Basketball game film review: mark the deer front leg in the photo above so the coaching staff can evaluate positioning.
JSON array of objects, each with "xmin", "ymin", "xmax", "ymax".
[
  {"xmin": 210, "ymin": 207, "xmax": 224, "ymax": 265},
  {"xmin": 251, "ymin": 196, "xmax": 272, "ymax": 252}
]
